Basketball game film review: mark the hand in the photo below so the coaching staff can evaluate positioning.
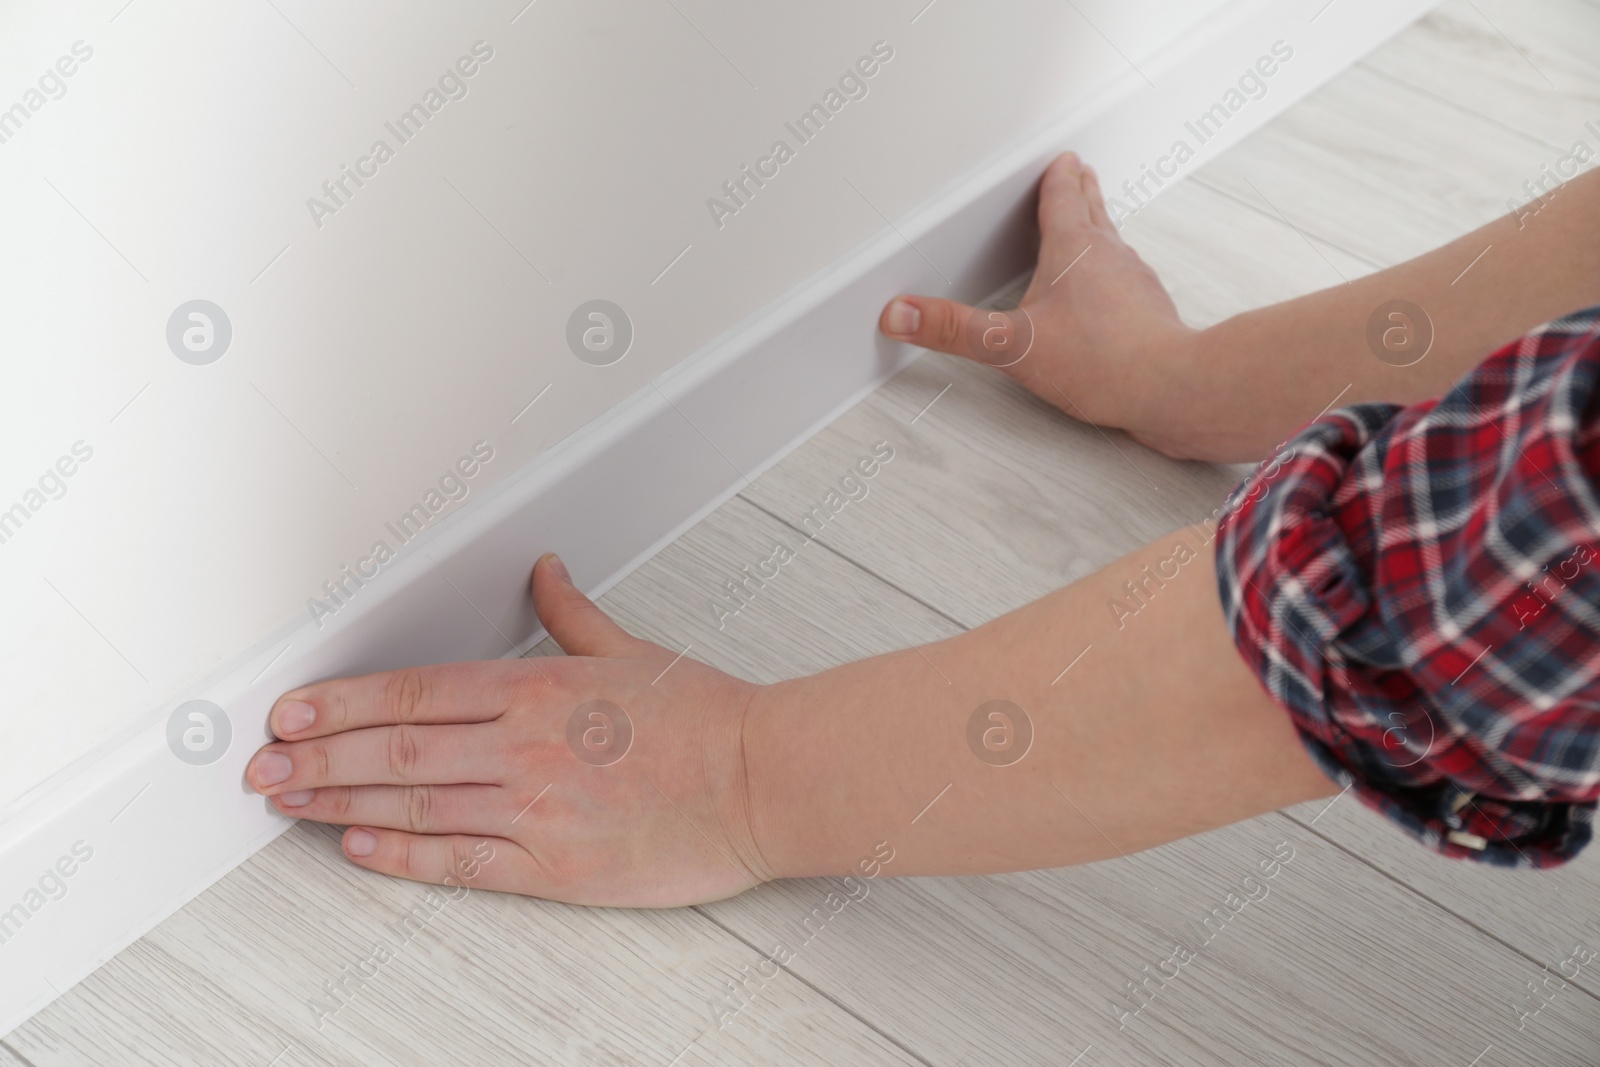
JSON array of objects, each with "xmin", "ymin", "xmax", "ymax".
[
  {"xmin": 878, "ymin": 152, "xmax": 1210, "ymax": 459},
  {"xmin": 883, "ymin": 155, "xmax": 1600, "ymax": 464},
  {"xmin": 248, "ymin": 554, "xmax": 772, "ymax": 908}
]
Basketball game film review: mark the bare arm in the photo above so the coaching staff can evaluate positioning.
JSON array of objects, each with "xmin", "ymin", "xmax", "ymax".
[
  {"xmin": 881, "ymin": 156, "xmax": 1600, "ymax": 462},
  {"xmin": 744, "ymin": 524, "xmax": 1333, "ymax": 880},
  {"xmin": 246, "ymin": 537, "xmax": 1332, "ymax": 904},
  {"xmin": 1182, "ymin": 166, "xmax": 1600, "ymax": 452}
]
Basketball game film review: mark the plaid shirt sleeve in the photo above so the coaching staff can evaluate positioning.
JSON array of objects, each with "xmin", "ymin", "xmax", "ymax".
[{"xmin": 1214, "ymin": 305, "xmax": 1600, "ymax": 867}]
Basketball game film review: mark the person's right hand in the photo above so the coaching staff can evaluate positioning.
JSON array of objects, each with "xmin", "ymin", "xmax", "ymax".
[{"xmin": 878, "ymin": 152, "xmax": 1217, "ymax": 460}]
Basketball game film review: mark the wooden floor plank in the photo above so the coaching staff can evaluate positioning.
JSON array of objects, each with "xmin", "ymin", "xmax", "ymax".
[
  {"xmin": 8, "ymin": 822, "xmax": 923, "ymax": 1067},
  {"xmin": 573, "ymin": 496, "xmax": 963, "ymax": 685},
  {"xmin": 702, "ymin": 815, "xmax": 1600, "ymax": 1066},
  {"xmin": 1282, "ymin": 793, "xmax": 1600, "ymax": 1001},
  {"xmin": 1192, "ymin": 62, "xmax": 1558, "ymax": 270},
  {"xmin": 1124, "ymin": 179, "xmax": 1381, "ymax": 326},
  {"xmin": 1360, "ymin": 0, "xmax": 1600, "ymax": 152},
  {"xmin": 0, "ymin": 1043, "xmax": 37, "ymax": 1067}
]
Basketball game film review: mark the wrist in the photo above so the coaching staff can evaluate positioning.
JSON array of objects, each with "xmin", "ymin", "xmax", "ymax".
[
  {"xmin": 1096, "ymin": 320, "xmax": 1227, "ymax": 460},
  {"xmin": 736, "ymin": 677, "xmax": 809, "ymax": 881},
  {"xmin": 737, "ymin": 657, "xmax": 929, "ymax": 881},
  {"xmin": 1065, "ymin": 318, "xmax": 1204, "ymax": 433}
]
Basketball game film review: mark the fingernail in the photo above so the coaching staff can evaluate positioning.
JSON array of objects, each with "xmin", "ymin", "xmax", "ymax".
[
  {"xmin": 885, "ymin": 299, "xmax": 920, "ymax": 335},
  {"xmin": 545, "ymin": 553, "xmax": 571, "ymax": 583},
  {"xmin": 275, "ymin": 699, "xmax": 315, "ymax": 736},
  {"xmin": 347, "ymin": 828, "xmax": 377, "ymax": 857},
  {"xmin": 252, "ymin": 751, "xmax": 292, "ymax": 787},
  {"xmin": 277, "ymin": 789, "xmax": 315, "ymax": 808}
]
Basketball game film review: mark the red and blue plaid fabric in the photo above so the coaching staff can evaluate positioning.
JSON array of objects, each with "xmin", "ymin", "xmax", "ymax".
[{"xmin": 1214, "ymin": 305, "xmax": 1600, "ymax": 867}]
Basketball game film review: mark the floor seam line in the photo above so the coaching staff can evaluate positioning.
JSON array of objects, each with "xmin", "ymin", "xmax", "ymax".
[
  {"xmin": 0, "ymin": 1040, "xmax": 42, "ymax": 1067},
  {"xmin": 734, "ymin": 496, "xmax": 974, "ymax": 634},
  {"xmin": 1355, "ymin": 60, "xmax": 1573, "ymax": 156},
  {"xmin": 690, "ymin": 905, "xmax": 940, "ymax": 1067},
  {"xmin": 1187, "ymin": 177, "xmax": 1388, "ymax": 273},
  {"xmin": 1273, "ymin": 809, "xmax": 1600, "ymax": 1006}
]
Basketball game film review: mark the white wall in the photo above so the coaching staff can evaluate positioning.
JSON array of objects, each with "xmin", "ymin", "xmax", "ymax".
[{"xmin": 0, "ymin": 0, "xmax": 1233, "ymax": 812}]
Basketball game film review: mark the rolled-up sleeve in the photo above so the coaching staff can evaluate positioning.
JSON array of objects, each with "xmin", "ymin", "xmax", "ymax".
[{"xmin": 1213, "ymin": 307, "xmax": 1600, "ymax": 868}]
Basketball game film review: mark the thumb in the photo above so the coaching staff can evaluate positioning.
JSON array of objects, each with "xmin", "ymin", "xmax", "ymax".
[
  {"xmin": 879, "ymin": 295, "xmax": 982, "ymax": 360},
  {"xmin": 530, "ymin": 554, "xmax": 651, "ymax": 659},
  {"xmin": 880, "ymin": 296, "xmax": 1030, "ymax": 369}
]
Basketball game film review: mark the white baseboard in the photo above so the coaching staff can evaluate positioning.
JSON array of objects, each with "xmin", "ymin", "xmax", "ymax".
[{"xmin": 0, "ymin": 0, "xmax": 1436, "ymax": 1036}]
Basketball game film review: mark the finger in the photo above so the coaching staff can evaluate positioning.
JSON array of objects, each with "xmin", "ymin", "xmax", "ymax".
[
  {"xmin": 340, "ymin": 827, "xmax": 534, "ymax": 895},
  {"xmin": 1037, "ymin": 151, "xmax": 1094, "ymax": 233},
  {"xmin": 249, "ymin": 723, "xmax": 501, "ymax": 794},
  {"xmin": 1080, "ymin": 163, "xmax": 1114, "ymax": 230},
  {"xmin": 271, "ymin": 660, "xmax": 533, "ymax": 740},
  {"xmin": 1032, "ymin": 153, "xmax": 1105, "ymax": 288},
  {"xmin": 531, "ymin": 553, "xmax": 653, "ymax": 659},
  {"xmin": 272, "ymin": 782, "xmax": 514, "ymax": 836},
  {"xmin": 878, "ymin": 295, "xmax": 985, "ymax": 361}
]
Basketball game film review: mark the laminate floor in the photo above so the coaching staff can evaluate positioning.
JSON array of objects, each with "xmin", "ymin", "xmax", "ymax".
[{"xmin": 7, "ymin": 2, "xmax": 1599, "ymax": 1064}]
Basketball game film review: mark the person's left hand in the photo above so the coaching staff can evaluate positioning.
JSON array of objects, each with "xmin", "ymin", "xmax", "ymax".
[{"xmin": 247, "ymin": 554, "xmax": 773, "ymax": 908}]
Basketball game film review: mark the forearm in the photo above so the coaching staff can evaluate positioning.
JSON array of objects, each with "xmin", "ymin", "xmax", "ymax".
[
  {"xmin": 743, "ymin": 525, "xmax": 1335, "ymax": 880},
  {"xmin": 1185, "ymin": 168, "xmax": 1600, "ymax": 450}
]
